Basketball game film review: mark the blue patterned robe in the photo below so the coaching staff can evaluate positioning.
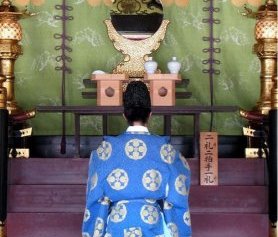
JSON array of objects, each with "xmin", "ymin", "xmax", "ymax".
[{"xmin": 82, "ymin": 128, "xmax": 191, "ymax": 237}]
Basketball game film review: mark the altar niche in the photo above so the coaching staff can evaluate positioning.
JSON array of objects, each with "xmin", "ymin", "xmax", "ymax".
[{"xmin": 105, "ymin": 0, "xmax": 169, "ymax": 77}]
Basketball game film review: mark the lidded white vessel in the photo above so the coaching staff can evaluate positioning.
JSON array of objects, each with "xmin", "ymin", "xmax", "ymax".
[
  {"xmin": 167, "ymin": 57, "xmax": 181, "ymax": 74},
  {"xmin": 144, "ymin": 57, "xmax": 158, "ymax": 74}
]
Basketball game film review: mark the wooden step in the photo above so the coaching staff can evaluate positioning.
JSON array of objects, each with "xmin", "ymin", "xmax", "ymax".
[
  {"xmin": 9, "ymin": 158, "xmax": 266, "ymax": 185},
  {"xmin": 8, "ymin": 185, "xmax": 268, "ymax": 214},
  {"xmin": 7, "ymin": 213, "xmax": 268, "ymax": 237},
  {"xmin": 7, "ymin": 158, "xmax": 269, "ymax": 237}
]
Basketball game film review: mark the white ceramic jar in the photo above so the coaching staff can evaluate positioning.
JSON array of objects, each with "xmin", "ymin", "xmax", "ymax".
[
  {"xmin": 167, "ymin": 57, "xmax": 181, "ymax": 74},
  {"xmin": 144, "ymin": 57, "xmax": 158, "ymax": 74}
]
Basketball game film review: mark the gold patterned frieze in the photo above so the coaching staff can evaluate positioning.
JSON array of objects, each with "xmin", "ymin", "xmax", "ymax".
[
  {"xmin": 255, "ymin": 18, "xmax": 277, "ymax": 39},
  {"xmin": 254, "ymin": 40, "xmax": 277, "ymax": 56},
  {"xmin": 0, "ymin": 40, "xmax": 22, "ymax": 56},
  {"xmin": 0, "ymin": 21, "xmax": 22, "ymax": 40}
]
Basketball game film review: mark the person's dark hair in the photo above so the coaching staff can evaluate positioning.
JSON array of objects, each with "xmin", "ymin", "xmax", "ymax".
[{"xmin": 123, "ymin": 81, "xmax": 151, "ymax": 125}]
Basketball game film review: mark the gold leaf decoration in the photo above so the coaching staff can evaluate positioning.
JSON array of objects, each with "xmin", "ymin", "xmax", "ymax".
[{"xmin": 87, "ymin": 0, "xmax": 190, "ymax": 7}]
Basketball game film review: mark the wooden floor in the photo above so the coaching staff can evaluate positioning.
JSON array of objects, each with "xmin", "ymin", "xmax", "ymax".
[{"xmin": 7, "ymin": 158, "xmax": 268, "ymax": 237}]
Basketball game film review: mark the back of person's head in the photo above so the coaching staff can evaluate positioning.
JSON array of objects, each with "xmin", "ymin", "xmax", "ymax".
[{"xmin": 123, "ymin": 80, "xmax": 151, "ymax": 125}]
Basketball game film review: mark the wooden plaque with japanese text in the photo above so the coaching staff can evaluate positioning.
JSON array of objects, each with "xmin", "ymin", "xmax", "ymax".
[{"xmin": 200, "ymin": 132, "xmax": 218, "ymax": 185}]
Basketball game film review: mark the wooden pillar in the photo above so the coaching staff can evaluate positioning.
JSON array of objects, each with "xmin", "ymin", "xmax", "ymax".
[
  {"xmin": 268, "ymin": 109, "xmax": 277, "ymax": 237},
  {"xmin": 0, "ymin": 108, "xmax": 8, "ymax": 237}
]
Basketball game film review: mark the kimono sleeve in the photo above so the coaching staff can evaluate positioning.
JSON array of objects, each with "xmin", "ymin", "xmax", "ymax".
[
  {"xmin": 163, "ymin": 152, "xmax": 192, "ymax": 237},
  {"xmin": 82, "ymin": 150, "xmax": 110, "ymax": 237}
]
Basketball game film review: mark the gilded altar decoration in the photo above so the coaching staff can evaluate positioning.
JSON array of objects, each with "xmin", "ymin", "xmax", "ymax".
[
  {"xmin": 241, "ymin": 0, "xmax": 277, "ymax": 114},
  {"xmin": 255, "ymin": 1, "xmax": 277, "ymax": 112},
  {"xmin": 240, "ymin": 2, "xmax": 277, "ymax": 236},
  {"xmin": 87, "ymin": 0, "xmax": 190, "ymax": 8},
  {"xmin": 0, "ymin": 74, "xmax": 6, "ymax": 109},
  {"xmin": 105, "ymin": 19, "xmax": 169, "ymax": 77},
  {"xmin": 0, "ymin": 221, "xmax": 5, "ymax": 237},
  {"xmin": 0, "ymin": 0, "xmax": 35, "ymax": 115},
  {"xmin": 0, "ymin": 0, "xmax": 23, "ymax": 115},
  {"xmin": 111, "ymin": 0, "xmax": 163, "ymax": 15}
]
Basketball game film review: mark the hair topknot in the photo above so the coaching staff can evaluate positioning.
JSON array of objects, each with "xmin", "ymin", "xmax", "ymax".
[
  {"xmin": 123, "ymin": 81, "xmax": 151, "ymax": 109},
  {"xmin": 123, "ymin": 81, "xmax": 151, "ymax": 125}
]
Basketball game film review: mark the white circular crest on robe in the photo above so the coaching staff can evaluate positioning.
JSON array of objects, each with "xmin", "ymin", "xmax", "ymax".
[
  {"xmin": 83, "ymin": 209, "xmax": 90, "ymax": 222},
  {"xmin": 110, "ymin": 203, "xmax": 127, "ymax": 223},
  {"xmin": 93, "ymin": 217, "xmax": 104, "ymax": 237},
  {"xmin": 140, "ymin": 205, "xmax": 159, "ymax": 224},
  {"xmin": 160, "ymin": 144, "xmax": 176, "ymax": 164},
  {"xmin": 125, "ymin": 139, "xmax": 147, "ymax": 160},
  {"xmin": 175, "ymin": 175, "xmax": 188, "ymax": 195},
  {"xmin": 183, "ymin": 210, "xmax": 191, "ymax": 226},
  {"xmin": 179, "ymin": 154, "xmax": 190, "ymax": 170},
  {"xmin": 167, "ymin": 223, "xmax": 179, "ymax": 237},
  {"xmin": 142, "ymin": 169, "xmax": 162, "ymax": 191},
  {"xmin": 163, "ymin": 201, "xmax": 173, "ymax": 210},
  {"xmin": 97, "ymin": 141, "xmax": 112, "ymax": 160},
  {"xmin": 82, "ymin": 232, "xmax": 90, "ymax": 237},
  {"xmin": 90, "ymin": 172, "xmax": 98, "ymax": 191},
  {"xmin": 107, "ymin": 169, "xmax": 129, "ymax": 190},
  {"xmin": 124, "ymin": 227, "xmax": 143, "ymax": 237}
]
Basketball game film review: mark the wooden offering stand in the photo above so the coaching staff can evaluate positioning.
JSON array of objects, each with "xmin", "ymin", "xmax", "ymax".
[
  {"xmin": 92, "ymin": 73, "xmax": 181, "ymax": 106},
  {"xmin": 92, "ymin": 74, "xmax": 128, "ymax": 106},
  {"xmin": 144, "ymin": 74, "xmax": 181, "ymax": 106}
]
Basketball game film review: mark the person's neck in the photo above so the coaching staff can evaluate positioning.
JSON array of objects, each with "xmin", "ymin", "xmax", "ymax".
[{"xmin": 131, "ymin": 122, "xmax": 146, "ymax": 127}]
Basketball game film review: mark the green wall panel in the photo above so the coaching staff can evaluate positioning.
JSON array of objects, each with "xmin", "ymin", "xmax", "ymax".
[{"xmin": 12, "ymin": 0, "xmax": 261, "ymax": 135}]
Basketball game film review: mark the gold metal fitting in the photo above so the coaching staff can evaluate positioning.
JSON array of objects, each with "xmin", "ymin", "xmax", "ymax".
[
  {"xmin": 241, "ymin": 1, "xmax": 277, "ymax": 113},
  {"xmin": 0, "ymin": 74, "xmax": 6, "ymax": 109},
  {"xmin": 10, "ymin": 108, "xmax": 36, "ymax": 122},
  {"xmin": 0, "ymin": 0, "xmax": 34, "ymax": 115},
  {"xmin": 0, "ymin": 87, "xmax": 6, "ymax": 109},
  {"xmin": 270, "ymin": 221, "xmax": 277, "ymax": 237},
  {"xmin": 0, "ymin": 223, "xmax": 6, "ymax": 237},
  {"xmin": 254, "ymin": 0, "xmax": 277, "ymax": 114}
]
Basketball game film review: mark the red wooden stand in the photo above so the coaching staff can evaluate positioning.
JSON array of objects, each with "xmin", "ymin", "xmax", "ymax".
[{"xmin": 145, "ymin": 74, "xmax": 181, "ymax": 106}]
